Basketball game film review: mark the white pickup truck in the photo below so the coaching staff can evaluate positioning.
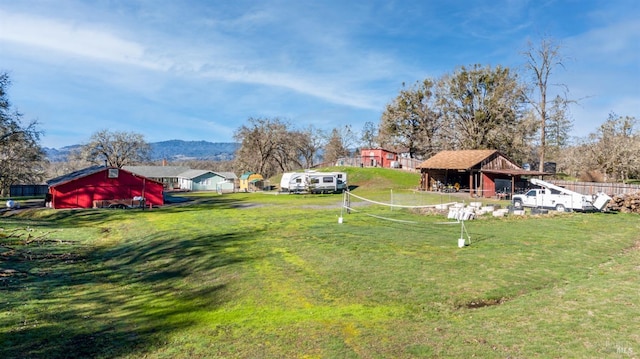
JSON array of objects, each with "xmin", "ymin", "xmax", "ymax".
[{"xmin": 512, "ymin": 178, "xmax": 611, "ymax": 212}]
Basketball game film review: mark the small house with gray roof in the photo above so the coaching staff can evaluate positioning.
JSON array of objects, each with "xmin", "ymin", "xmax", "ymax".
[
  {"xmin": 125, "ymin": 166, "xmax": 238, "ymax": 192},
  {"xmin": 177, "ymin": 170, "xmax": 236, "ymax": 192}
]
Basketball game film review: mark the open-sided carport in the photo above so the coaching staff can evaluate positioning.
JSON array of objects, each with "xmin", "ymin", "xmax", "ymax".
[{"xmin": 417, "ymin": 150, "xmax": 547, "ymax": 198}]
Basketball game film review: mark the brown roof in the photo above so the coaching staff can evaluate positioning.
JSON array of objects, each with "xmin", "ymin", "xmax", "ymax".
[
  {"xmin": 416, "ymin": 150, "xmax": 499, "ymax": 170},
  {"xmin": 482, "ymin": 168, "xmax": 548, "ymax": 176}
]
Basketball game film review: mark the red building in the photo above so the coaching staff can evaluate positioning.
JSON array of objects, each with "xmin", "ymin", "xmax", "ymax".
[
  {"xmin": 47, "ymin": 166, "xmax": 164, "ymax": 209},
  {"xmin": 360, "ymin": 148, "xmax": 399, "ymax": 168}
]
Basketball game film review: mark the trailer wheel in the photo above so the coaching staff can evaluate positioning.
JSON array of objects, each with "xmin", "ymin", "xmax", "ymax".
[
  {"xmin": 555, "ymin": 204, "xmax": 565, "ymax": 212},
  {"xmin": 512, "ymin": 200, "xmax": 523, "ymax": 209}
]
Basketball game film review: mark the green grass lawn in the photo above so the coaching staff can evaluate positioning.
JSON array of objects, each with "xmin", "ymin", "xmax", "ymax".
[{"xmin": 1, "ymin": 171, "xmax": 639, "ymax": 358}]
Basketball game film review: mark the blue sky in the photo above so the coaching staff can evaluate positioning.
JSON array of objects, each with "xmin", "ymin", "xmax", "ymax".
[{"xmin": 1, "ymin": 0, "xmax": 638, "ymax": 148}]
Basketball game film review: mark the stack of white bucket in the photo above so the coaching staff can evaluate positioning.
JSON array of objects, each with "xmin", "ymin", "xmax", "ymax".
[
  {"xmin": 447, "ymin": 203, "xmax": 475, "ymax": 220},
  {"xmin": 446, "ymin": 202, "xmax": 510, "ymax": 219}
]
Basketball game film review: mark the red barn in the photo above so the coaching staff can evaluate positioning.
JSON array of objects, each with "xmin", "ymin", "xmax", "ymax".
[
  {"xmin": 47, "ymin": 166, "xmax": 164, "ymax": 209},
  {"xmin": 360, "ymin": 148, "xmax": 399, "ymax": 168}
]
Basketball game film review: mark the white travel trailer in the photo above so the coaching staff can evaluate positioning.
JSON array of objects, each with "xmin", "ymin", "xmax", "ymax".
[
  {"xmin": 280, "ymin": 172, "xmax": 308, "ymax": 193},
  {"xmin": 307, "ymin": 171, "xmax": 348, "ymax": 194},
  {"xmin": 280, "ymin": 171, "xmax": 348, "ymax": 194}
]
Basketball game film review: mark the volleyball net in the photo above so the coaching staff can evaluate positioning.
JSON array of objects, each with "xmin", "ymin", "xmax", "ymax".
[{"xmin": 338, "ymin": 189, "xmax": 472, "ymax": 246}]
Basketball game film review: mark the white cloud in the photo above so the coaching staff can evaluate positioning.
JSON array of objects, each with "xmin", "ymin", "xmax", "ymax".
[
  {"xmin": 567, "ymin": 19, "xmax": 640, "ymax": 66},
  {"xmin": 196, "ymin": 65, "xmax": 384, "ymax": 111},
  {"xmin": 7, "ymin": 0, "xmax": 634, "ymax": 149},
  {"xmin": 0, "ymin": 6, "xmax": 394, "ymax": 112},
  {"xmin": 0, "ymin": 9, "xmax": 168, "ymax": 70}
]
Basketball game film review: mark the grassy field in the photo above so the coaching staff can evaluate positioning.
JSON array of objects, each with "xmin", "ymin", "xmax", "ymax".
[{"xmin": 1, "ymin": 167, "xmax": 639, "ymax": 358}]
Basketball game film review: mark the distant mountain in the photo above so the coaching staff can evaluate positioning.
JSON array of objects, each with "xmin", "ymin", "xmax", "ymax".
[
  {"xmin": 44, "ymin": 140, "xmax": 240, "ymax": 162},
  {"xmin": 44, "ymin": 145, "xmax": 82, "ymax": 162}
]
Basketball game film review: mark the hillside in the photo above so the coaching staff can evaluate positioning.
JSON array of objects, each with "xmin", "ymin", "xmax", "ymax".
[{"xmin": 44, "ymin": 140, "xmax": 240, "ymax": 162}]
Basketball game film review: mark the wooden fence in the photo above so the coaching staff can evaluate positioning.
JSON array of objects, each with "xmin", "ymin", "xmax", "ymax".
[
  {"xmin": 548, "ymin": 180, "xmax": 640, "ymax": 196},
  {"xmin": 9, "ymin": 185, "xmax": 49, "ymax": 197},
  {"xmin": 334, "ymin": 157, "xmax": 421, "ymax": 171}
]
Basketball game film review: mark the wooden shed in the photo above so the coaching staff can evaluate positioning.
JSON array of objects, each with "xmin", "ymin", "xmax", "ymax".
[
  {"xmin": 416, "ymin": 150, "xmax": 546, "ymax": 198},
  {"xmin": 239, "ymin": 172, "xmax": 264, "ymax": 192},
  {"xmin": 47, "ymin": 166, "xmax": 164, "ymax": 209}
]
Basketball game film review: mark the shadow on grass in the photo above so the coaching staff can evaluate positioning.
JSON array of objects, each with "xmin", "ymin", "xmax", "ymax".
[
  {"xmin": 1, "ymin": 194, "xmax": 257, "ymax": 229},
  {"xmin": 0, "ymin": 226, "xmax": 259, "ymax": 358},
  {"xmin": 2, "ymin": 207, "xmax": 118, "ymax": 228}
]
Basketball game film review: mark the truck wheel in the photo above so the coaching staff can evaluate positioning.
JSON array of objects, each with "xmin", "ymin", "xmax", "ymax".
[
  {"xmin": 555, "ymin": 204, "xmax": 565, "ymax": 212},
  {"xmin": 513, "ymin": 200, "xmax": 523, "ymax": 209}
]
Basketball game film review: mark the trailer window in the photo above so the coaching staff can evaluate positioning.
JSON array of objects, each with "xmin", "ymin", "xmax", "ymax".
[
  {"xmin": 323, "ymin": 177, "xmax": 334, "ymax": 183},
  {"xmin": 311, "ymin": 178, "xmax": 319, "ymax": 184}
]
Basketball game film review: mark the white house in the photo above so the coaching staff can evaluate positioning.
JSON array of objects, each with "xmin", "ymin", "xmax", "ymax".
[{"xmin": 178, "ymin": 170, "xmax": 237, "ymax": 192}]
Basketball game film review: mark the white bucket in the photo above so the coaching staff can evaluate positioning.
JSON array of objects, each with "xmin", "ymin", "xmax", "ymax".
[
  {"xmin": 458, "ymin": 238, "xmax": 466, "ymax": 248},
  {"xmin": 338, "ymin": 217, "xmax": 343, "ymax": 224}
]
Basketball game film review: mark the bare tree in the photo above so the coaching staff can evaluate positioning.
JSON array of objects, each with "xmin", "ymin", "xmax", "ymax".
[
  {"xmin": 584, "ymin": 113, "xmax": 639, "ymax": 182},
  {"xmin": 522, "ymin": 37, "xmax": 572, "ymax": 171},
  {"xmin": 359, "ymin": 121, "xmax": 379, "ymax": 149},
  {"xmin": 0, "ymin": 72, "xmax": 46, "ymax": 195},
  {"xmin": 233, "ymin": 117, "xmax": 313, "ymax": 178},
  {"xmin": 555, "ymin": 142, "xmax": 584, "ymax": 178},
  {"xmin": 271, "ymin": 131, "xmax": 305, "ymax": 173},
  {"xmin": 297, "ymin": 125, "xmax": 325, "ymax": 168},
  {"xmin": 73, "ymin": 129, "xmax": 150, "ymax": 168}
]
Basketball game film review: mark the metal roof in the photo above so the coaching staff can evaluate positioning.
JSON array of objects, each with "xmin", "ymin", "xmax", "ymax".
[
  {"xmin": 177, "ymin": 169, "xmax": 217, "ymax": 179},
  {"xmin": 46, "ymin": 165, "xmax": 106, "ymax": 187},
  {"xmin": 214, "ymin": 171, "xmax": 238, "ymax": 180},
  {"xmin": 47, "ymin": 165, "xmax": 165, "ymax": 188},
  {"xmin": 124, "ymin": 166, "xmax": 238, "ymax": 180},
  {"xmin": 123, "ymin": 165, "xmax": 190, "ymax": 178}
]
